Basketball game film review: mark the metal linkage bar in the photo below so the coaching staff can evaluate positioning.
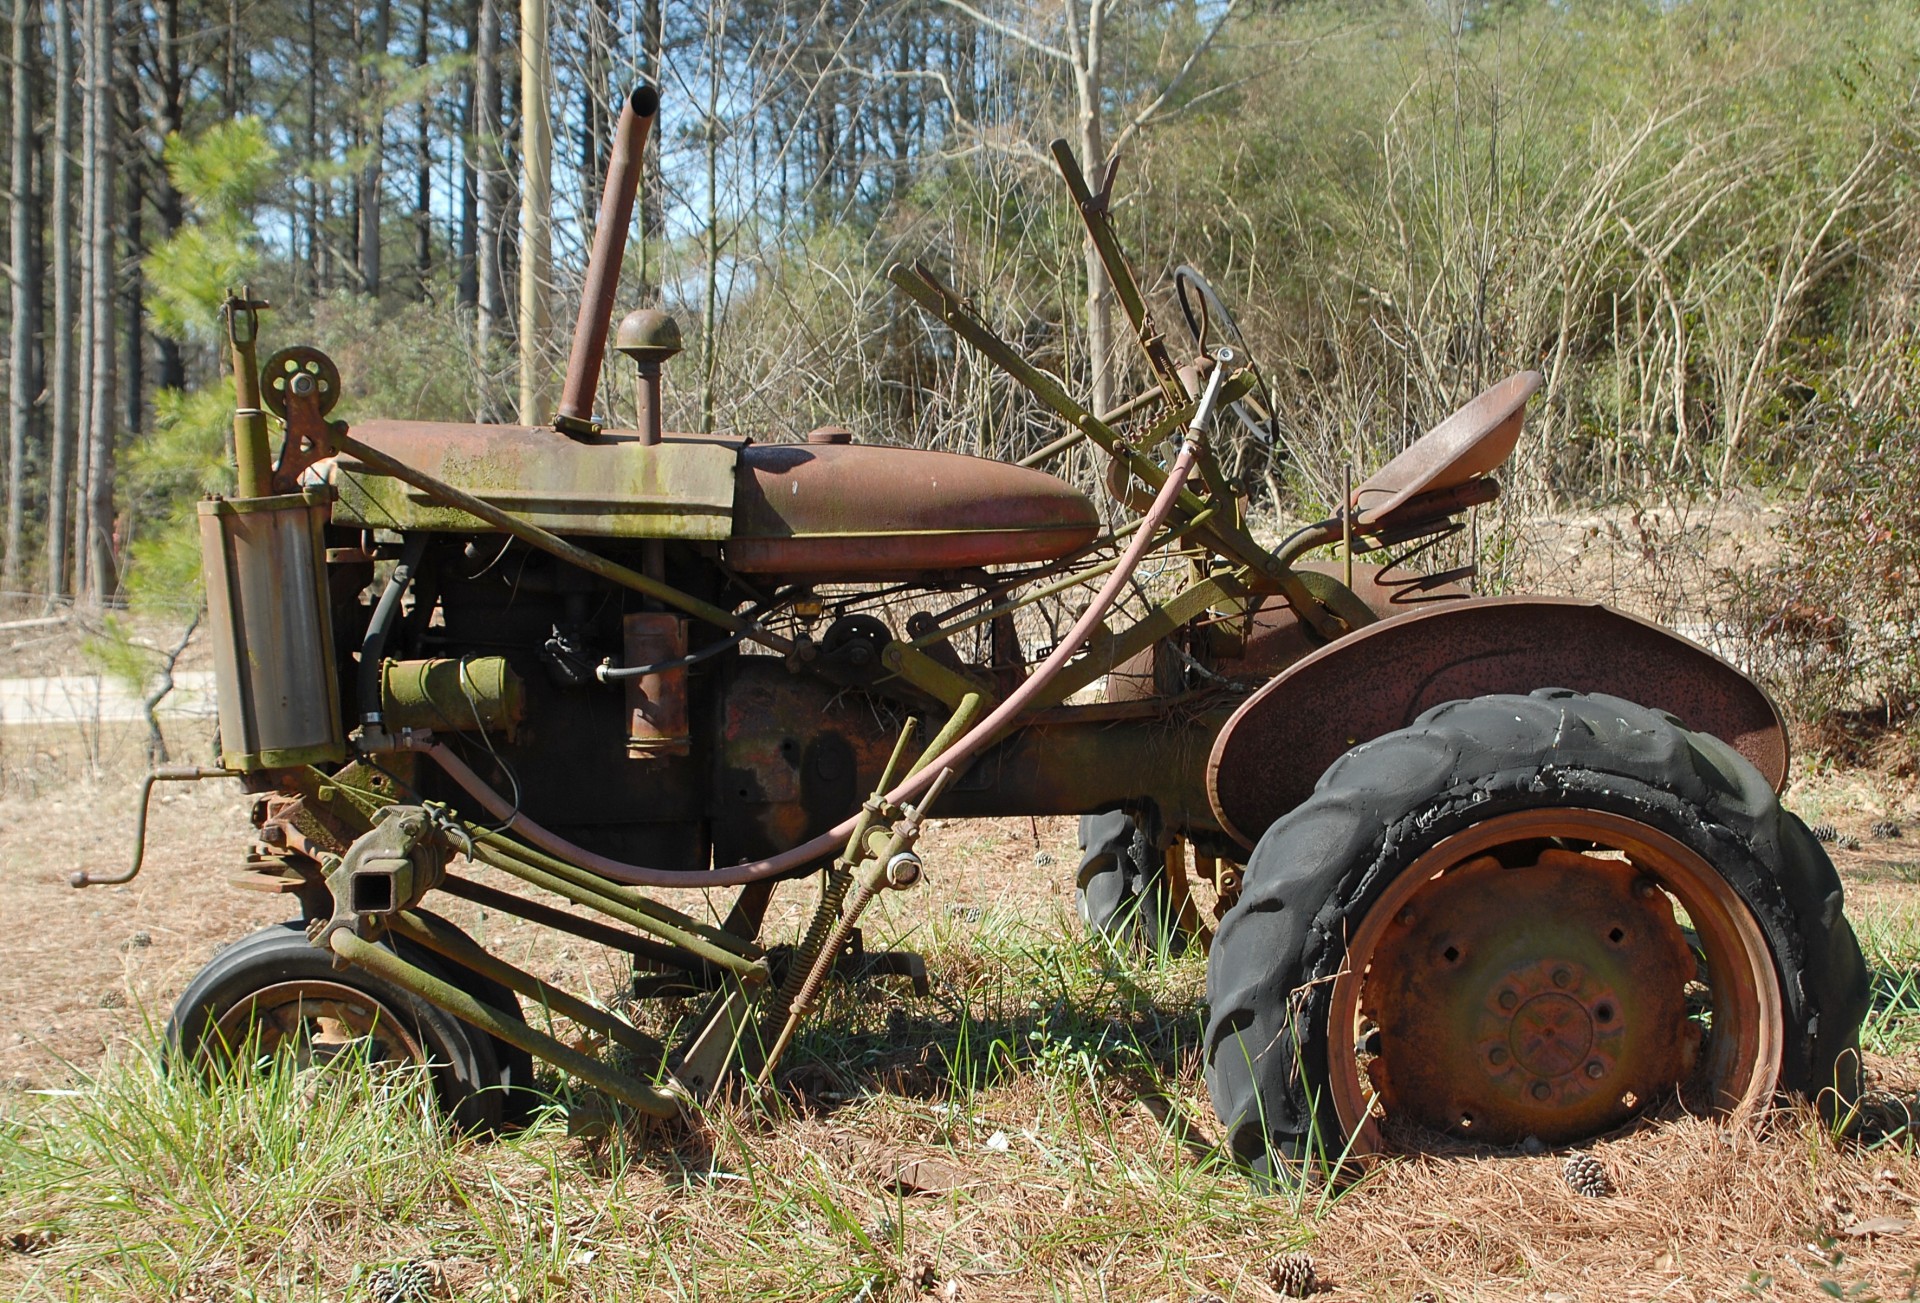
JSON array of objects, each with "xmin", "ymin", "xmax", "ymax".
[
  {"xmin": 469, "ymin": 826, "xmax": 756, "ymax": 956},
  {"xmin": 1048, "ymin": 140, "xmax": 1189, "ymax": 412},
  {"xmin": 330, "ymin": 931, "xmax": 681, "ymax": 1118},
  {"xmin": 468, "ymin": 840, "xmax": 769, "ymax": 982},
  {"xmin": 438, "ymin": 874, "xmax": 720, "ymax": 983},
  {"xmin": 388, "ymin": 910, "xmax": 668, "ymax": 1065}
]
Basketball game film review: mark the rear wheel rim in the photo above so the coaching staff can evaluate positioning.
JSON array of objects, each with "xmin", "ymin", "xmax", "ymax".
[
  {"xmin": 1328, "ymin": 808, "xmax": 1784, "ymax": 1153},
  {"xmin": 211, "ymin": 979, "xmax": 427, "ymax": 1070}
]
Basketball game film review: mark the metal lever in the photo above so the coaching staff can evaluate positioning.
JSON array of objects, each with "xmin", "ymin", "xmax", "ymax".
[{"xmin": 73, "ymin": 766, "xmax": 235, "ymax": 888}]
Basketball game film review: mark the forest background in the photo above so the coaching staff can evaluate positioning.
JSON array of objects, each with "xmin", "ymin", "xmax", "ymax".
[{"xmin": 0, "ymin": 0, "xmax": 1914, "ymax": 745}]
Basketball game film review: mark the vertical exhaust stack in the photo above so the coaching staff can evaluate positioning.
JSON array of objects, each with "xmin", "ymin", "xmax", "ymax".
[{"xmin": 555, "ymin": 83, "xmax": 661, "ymax": 439}]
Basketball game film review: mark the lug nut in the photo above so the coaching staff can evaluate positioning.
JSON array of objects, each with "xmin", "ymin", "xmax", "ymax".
[
  {"xmin": 1552, "ymin": 967, "xmax": 1573, "ymax": 989},
  {"xmin": 1489, "ymin": 1046, "xmax": 1509, "ymax": 1065},
  {"xmin": 1499, "ymin": 990, "xmax": 1518, "ymax": 1011},
  {"xmin": 1398, "ymin": 908, "xmax": 1416, "ymax": 926},
  {"xmin": 1586, "ymin": 1061, "xmax": 1605, "ymax": 1079},
  {"xmin": 1531, "ymin": 1081, "xmax": 1552, "ymax": 1101}
]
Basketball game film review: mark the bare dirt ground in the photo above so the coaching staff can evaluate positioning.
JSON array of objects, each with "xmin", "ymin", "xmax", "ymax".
[{"xmin": 7, "ymin": 725, "xmax": 1920, "ymax": 1298}]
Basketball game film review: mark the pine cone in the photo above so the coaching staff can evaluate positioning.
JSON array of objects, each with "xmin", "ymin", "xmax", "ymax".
[
  {"xmin": 1871, "ymin": 820, "xmax": 1903, "ymax": 840},
  {"xmin": 1837, "ymin": 833, "xmax": 1863, "ymax": 852},
  {"xmin": 1563, "ymin": 1151, "xmax": 1616, "ymax": 1198},
  {"xmin": 1267, "ymin": 1251, "xmax": 1317, "ymax": 1297},
  {"xmin": 366, "ymin": 1262, "xmax": 444, "ymax": 1303},
  {"xmin": 1810, "ymin": 822, "xmax": 1839, "ymax": 844}
]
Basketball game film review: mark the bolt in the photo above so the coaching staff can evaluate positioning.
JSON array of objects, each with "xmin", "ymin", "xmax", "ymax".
[
  {"xmin": 1499, "ymin": 990, "xmax": 1519, "ymax": 1011},
  {"xmin": 1552, "ymin": 967, "xmax": 1573, "ymax": 989},
  {"xmin": 1634, "ymin": 878, "xmax": 1659, "ymax": 900},
  {"xmin": 1489, "ymin": 1046, "xmax": 1509, "ymax": 1065},
  {"xmin": 1531, "ymin": 1081, "xmax": 1552, "ymax": 1101},
  {"xmin": 1586, "ymin": 1061, "xmax": 1605, "ymax": 1079},
  {"xmin": 1398, "ymin": 908, "xmax": 1416, "ymax": 926},
  {"xmin": 290, "ymin": 372, "xmax": 316, "ymax": 396}
]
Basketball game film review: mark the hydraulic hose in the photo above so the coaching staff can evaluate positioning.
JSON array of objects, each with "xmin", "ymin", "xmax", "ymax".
[
  {"xmin": 358, "ymin": 533, "xmax": 428, "ymax": 726},
  {"xmin": 415, "ymin": 361, "xmax": 1224, "ymax": 889}
]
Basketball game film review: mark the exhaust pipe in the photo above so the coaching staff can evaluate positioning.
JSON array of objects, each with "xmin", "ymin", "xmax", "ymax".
[{"xmin": 555, "ymin": 83, "xmax": 660, "ymax": 438}]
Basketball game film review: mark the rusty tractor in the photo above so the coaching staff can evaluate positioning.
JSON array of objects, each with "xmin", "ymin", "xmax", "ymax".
[{"xmin": 84, "ymin": 82, "xmax": 1868, "ymax": 1169}]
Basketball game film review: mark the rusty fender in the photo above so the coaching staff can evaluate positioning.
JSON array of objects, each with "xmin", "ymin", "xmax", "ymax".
[{"xmin": 1205, "ymin": 595, "xmax": 1789, "ymax": 852}]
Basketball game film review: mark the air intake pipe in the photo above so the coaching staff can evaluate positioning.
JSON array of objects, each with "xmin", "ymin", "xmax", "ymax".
[{"xmin": 555, "ymin": 83, "xmax": 660, "ymax": 438}]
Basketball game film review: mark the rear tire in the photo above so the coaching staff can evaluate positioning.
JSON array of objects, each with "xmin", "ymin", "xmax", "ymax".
[
  {"xmin": 1076, "ymin": 811, "xmax": 1193, "ymax": 959},
  {"xmin": 1204, "ymin": 689, "xmax": 1867, "ymax": 1177},
  {"xmin": 167, "ymin": 918, "xmax": 536, "ymax": 1131}
]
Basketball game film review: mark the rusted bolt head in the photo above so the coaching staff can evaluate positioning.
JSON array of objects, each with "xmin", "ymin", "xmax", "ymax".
[
  {"xmin": 615, "ymin": 308, "xmax": 684, "ymax": 365},
  {"xmin": 1552, "ymin": 967, "xmax": 1573, "ymax": 989},
  {"xmin": 1488, "ymin": 1046, "xmax": 1509, "ymax": 1065},
  {"xmin": 1498, "ymin": 990, "xmax": 1519, "ymax": 1011},
  {"xmin": 1585, "ymin": 1061, "xmax": 1605, "ymax": 1079},
  {"xmin": 1397, "ymin": 908, "xmax": 1416, "ymax": 926},
  {"xmin": 1531, "ymin": 1081, "xmax": 1552, "ymax": 1101}
]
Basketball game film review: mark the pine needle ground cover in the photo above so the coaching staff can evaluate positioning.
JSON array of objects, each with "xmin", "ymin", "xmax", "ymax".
[{"xmin": 4, "ymin": 770, "xmax": 1920, "ymax": 1300}]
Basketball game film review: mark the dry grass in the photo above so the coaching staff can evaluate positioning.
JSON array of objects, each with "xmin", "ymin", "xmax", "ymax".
[{"xmin": 3, "ymin": 768, "xmax": 1920, "ymax": 1299}]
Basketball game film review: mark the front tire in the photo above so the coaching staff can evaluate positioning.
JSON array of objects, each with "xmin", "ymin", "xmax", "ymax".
[
  {"xmin": 167, "ymin": 918, "xmax": 534, "ymax": 1131},
  {"xmin": 1204, "ymin": 689, "xmax": 1868, "ymax": 1175}
]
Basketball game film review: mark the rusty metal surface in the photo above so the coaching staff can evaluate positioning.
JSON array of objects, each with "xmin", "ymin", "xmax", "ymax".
[
  {"xmin": 198, "ymin": 490, "xmax": 344, "ymax": 771},
  {"xmin": 1206, "ymin": 596, "xmax": 1790, "ymax": 849},
  {"xmin": 1106, "ymin": 560, "xmax": 1471, "ymax": 703},
  {"xmin": 329, "ymin": 419, "xmax": 742, "ymax": 540},
  {"xmin": 1361, "ymin": 850, "xmax": 1695, "ymax": 1146},
  {"xmin": 1326, "ymin": 808, "xmax": 1785, "ymax": 1155},
  {"xmin": 624, "ymin": 613, "xmax": 690, "ymax": 757},
  {"xmin": 727, "ymin": 441, "xmax": 1099, "ymax": 577},
  {"xmin": 557, "ymin": 85, "xmax": 659, "ymax": 435},
  {"xmin": 614, "ymin": 308, "xmax": 682, "ymax": 446},
  {"xmin": 1350, "ymin": 372, "xmax": 1540, "ymax": 526}
]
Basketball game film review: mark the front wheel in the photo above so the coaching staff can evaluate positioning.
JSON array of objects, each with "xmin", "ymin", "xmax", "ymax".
[
  {"xmin": 167, "ymin": 918, "xmax": 535, "ymax": 1130},
  {"xmin": 1204, "ymin": 689, "xmax": 1868, "ymax": 1174}
]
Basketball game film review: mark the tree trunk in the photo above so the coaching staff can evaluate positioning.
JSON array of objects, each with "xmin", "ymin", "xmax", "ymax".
[
  {"xmin": 359, "ymin": 0, "xmax": 391, "ymax": 296},
  {"xmin": 303, "ymin": 0, "xmax": 321, "ymax": 296},
  {"xmin": 516, "ymin": 0, "xmax": 550, "ymax": 425},
  {"xmin": 224, "ymin": 0, "xmax": 240, "ymax": 115},
  {"xmin": 45, "ymin": 0, "xmax": 75, "ymax": 601},
  {"xmin": 475, "ymin": 0, "xmax": 504, "ymax": 368},
  {"xmin": 637, "ymin": 0, "xmax": 662, "ymax": 304},
  {"xmin": 457, "ymin": 0, "xmax": 479, "ymax": 308},
  {"xmin": 123, "ymin": 167, "xmax": 143, "ymax": 439},
  {"xmin": 1070, "ymin": 0, "xmax": 1114, "ymax": 416},
  {"xmin": 82, "ymin": 0, "xmax": 117, "ymax": 603},
  {"xmin": 75, "ymin": 0, "xmax": 95, "ymax": 600},
  {"xmin": 5, "ymin": 0, "xmax": 38, "ymax": 589},
  {"xmin": 414, "ymin": 0, "xmax": 432, "ymax": 296},
  {"xmin": 151, "ymin": 0, "xmax": 185, "ymax": 390}
]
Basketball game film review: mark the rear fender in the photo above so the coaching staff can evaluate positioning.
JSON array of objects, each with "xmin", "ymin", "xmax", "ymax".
[{"xmin": 1205, "ymin": 596, "xmax": 1788, "ymax": 851}]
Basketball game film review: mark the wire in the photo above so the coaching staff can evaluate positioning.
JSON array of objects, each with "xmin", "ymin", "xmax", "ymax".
[{"xmin": 593, "ymin": 628, "xmax": 749, "ymax": 682}]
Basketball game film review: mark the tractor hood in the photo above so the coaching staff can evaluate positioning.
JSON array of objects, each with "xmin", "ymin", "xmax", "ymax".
[{"xmin": 328, "ymin": 420, "xmax": 1099, "ymax": 576}]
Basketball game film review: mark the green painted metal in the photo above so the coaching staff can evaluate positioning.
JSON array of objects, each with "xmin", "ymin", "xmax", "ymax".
[
  {"xmin": 325, "ymin": 426, "xmax": 787, "ymax": 652},
  {"xmin": 329, "ymin": 930, "xmax": 682, "ymax": 1118},
  {"xmin": 389, "ymin": 909, "xmax": 668, "ymax": 1064},
  {"xmin": 470, "ymin": 839, "xmax": 770, "ymax": 980},
  {"xmin": 331, "ymin": 420, "xmax": 740, "ymax": 541},
  {"xmin": 380, "ymin": 657, "xmax": 525, "ymax": 736}
]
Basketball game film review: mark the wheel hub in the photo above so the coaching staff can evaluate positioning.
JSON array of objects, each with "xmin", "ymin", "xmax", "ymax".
[
  {"xmin": 1362, "ymin": 849, "xmax": 1699, "ymax": 1145},
  {"xmin": 214, "ymin": 979, "xmax": 424, "ymax": 1070}
]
